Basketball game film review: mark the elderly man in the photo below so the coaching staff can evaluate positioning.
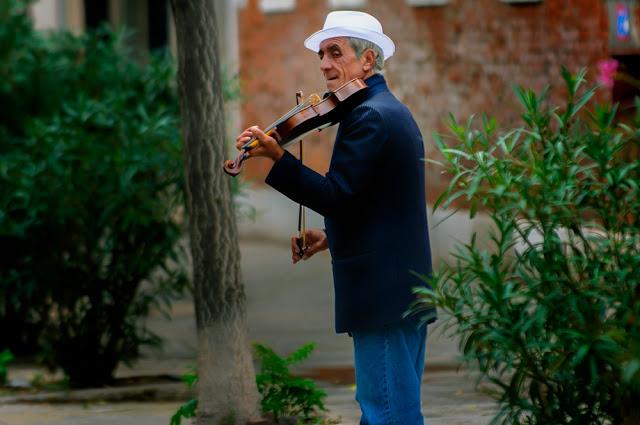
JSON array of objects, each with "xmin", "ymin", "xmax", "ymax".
[{"xmin": 236, "ymin": 10, "xmax": 436, "ymax": 425}]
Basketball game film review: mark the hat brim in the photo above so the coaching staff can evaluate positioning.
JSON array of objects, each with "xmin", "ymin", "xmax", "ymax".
[{"xmin": 304, "ymin": 27, "xmax": 395, "ymax": 60}]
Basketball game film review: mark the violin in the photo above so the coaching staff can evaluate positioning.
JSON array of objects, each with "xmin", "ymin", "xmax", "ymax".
[{"xmin": 223, "ymin": 78, "xmax": 368, "ymax": 177}]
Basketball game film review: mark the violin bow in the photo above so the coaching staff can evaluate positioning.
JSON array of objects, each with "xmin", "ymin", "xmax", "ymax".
[{"xmin": 295, "ymin": 90, "xmax": 306, "ymax": 258}]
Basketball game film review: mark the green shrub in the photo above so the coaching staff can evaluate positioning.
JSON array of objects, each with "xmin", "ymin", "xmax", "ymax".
[
  {"xmin": 0, "ymin": 0, "xmax": 47, "ymax": 357},
  {"xmin": 254, "ymin": 343, "xmax": 327, "ymax": 424},
  {"xmin": 171, "ymin": 345, "xmax": 329, "ymax": 425},
  {"xmin": 170, "ymin": 368, "xmax": 198, "ymax": 425},
  {"xmin": 411, "ymin": 67, "xmax": 640, "ymax": 424},
  {"xmin": 0, "ymin": 0, "xmax": 186, "ymax": 387},
  {"xmin": 0, "ymin": 350, "xmax": 13, "ymax": 385}
]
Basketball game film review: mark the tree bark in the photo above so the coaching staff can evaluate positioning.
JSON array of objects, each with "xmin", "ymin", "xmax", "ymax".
[{"xmin": 170, "ymin": 1, "xmax": 261, "ymax": 424}]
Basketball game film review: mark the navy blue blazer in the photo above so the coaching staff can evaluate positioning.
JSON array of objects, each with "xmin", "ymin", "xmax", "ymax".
[{"xmin": 266, "ymin": 74, "xmax": 436, "ymax": 333}]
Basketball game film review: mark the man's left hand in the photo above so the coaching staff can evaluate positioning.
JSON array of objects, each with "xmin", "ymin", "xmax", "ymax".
[{"xmin": 235, "ymin": 126, "xmax": 284, "ymax": 162}]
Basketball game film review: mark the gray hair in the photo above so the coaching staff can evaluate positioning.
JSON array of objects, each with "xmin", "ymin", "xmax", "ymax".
[{"xmin": 347, "ymin": 37, "xmax": 384, "ymax": 72}]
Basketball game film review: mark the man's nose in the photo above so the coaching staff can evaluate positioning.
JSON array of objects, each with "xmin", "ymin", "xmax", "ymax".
[{"xmin": 319, "ymin": 56, "xmax": 332, "ymax": 71}]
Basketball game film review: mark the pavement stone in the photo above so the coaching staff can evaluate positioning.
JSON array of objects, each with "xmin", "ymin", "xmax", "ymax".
[{"xmin": 0, "ymin": 238, "xmax": 498, "ymax": 425}]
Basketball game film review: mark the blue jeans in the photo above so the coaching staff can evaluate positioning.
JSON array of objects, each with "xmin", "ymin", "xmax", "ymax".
[{"xmin": 352, "ymin": 321, "xmax": 427, "ymax": 425}]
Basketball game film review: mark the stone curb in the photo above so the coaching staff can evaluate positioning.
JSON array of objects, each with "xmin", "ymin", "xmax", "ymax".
[
  {"xmin": 0, "ymin": 382, "xmax": 195, "ymax": 405},
  {"xmin": 0, "ymin": 360, "xmax": 464, "ymax": 406},
  {"xmin": 426, "ymin": 358, "xmax": 465, "ymax": 372}
]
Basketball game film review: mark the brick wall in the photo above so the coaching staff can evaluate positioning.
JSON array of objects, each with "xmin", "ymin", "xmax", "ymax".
[{"xmin": 237, "ymin": 0, "xmax": 610, "ymax": 199}]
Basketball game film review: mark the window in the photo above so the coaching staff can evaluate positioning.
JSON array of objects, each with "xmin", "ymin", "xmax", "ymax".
[
  {"xmin": 612, "ymin": 56, "xmax": 640, "ymax": 116},
  {"xmin": 259, "ymin": 0, "xmax": 295, "ymax": 14},
  {"xmin": 148, "ymin": 0, "xmax": 169, "ymax": 51},
  {"xmin": 328, "ymin": 0, "xmax": 367, "ymax": 8},
  {"xmin": 31, "ymin": 0, "xmax": 65, "ymax": 30},
  {"xmin": 84, "ymin": 0, "xmax": 109, "ymax": 29},
  {"xmin": 405, "ymin": 0, "xmax": 450, "ymax": 6}
]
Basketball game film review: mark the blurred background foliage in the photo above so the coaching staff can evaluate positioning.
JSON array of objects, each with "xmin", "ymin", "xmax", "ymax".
[
  {"xmin": 0, "ymin": 0, "xmax": 189, "ymax": 387},
  {"xmin": 412, "ymin": 68, "xmax": 640, "ymax": 424}
]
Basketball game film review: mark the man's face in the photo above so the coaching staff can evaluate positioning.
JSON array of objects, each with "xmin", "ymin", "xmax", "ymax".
[{"xmin": 318, "ymin": 37, "xmax": 368, "ymax": 91}]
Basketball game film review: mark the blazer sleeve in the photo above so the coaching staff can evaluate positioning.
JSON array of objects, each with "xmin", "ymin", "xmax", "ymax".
[{"xmin": 265, "ymin": 105, "xmax": 387, "ymax": 218}]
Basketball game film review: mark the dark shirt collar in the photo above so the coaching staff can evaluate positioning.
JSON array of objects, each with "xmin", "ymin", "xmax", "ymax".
[{"xmin": 362, "ymin": 73, "xmax": 388, "ymax": 98}]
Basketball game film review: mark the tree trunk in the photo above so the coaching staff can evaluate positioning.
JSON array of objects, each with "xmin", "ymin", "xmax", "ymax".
[{"xmin": 170, "ymin": 1, "xmax": 261, "ymax": 424}]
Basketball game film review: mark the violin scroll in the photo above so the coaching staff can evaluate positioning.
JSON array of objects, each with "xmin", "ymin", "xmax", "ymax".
[
  {"xmin": 223, "ymin": 155, "xmax": 246, "ymax": 177},
  {"xmin": 223, "ymin": 127, "xmax": 280, "ymax": 177}
]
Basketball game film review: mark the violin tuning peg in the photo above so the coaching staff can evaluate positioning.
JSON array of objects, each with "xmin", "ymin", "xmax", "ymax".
[{"xmin": 309, "ymin": 93, "xmax": 322, "ymax": 105}]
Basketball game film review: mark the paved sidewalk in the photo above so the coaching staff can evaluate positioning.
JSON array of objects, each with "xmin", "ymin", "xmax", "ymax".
[
  {"xmin": 0, "ymin": 239, "xmax": 497, "ymax": 425},
  {"xmin": 0, "ymin": 372, "xmax": 497, "ymax": 425}
]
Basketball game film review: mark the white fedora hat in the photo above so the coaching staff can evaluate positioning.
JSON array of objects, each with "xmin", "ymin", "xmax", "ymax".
[{"xmin": 304, "ymin": 11, "xmax": 395, "ymax": 60}]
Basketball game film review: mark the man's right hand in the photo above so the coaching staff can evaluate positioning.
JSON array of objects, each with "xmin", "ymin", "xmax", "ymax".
[{"xmin": 291, "ymin": 228, "xmax": 328, "ymax": 264}]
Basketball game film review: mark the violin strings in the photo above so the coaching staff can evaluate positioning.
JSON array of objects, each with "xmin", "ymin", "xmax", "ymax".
[
  {"xmin": 241, "ymin": 98, "xmax": 315, "ymax": 150},
  {"xmin": 271, "ymin": 98, "xmax": 314, "ymax": 127}
]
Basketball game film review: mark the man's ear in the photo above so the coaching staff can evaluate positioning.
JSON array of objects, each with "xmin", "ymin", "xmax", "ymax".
[{"xmin": 363, "ymin": 49, "xmax": 376, "ymax": 72}]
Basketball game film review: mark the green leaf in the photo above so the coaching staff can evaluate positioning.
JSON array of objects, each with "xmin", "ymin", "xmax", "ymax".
[
  {"xmin": 442, "ymin": 148, "xmax": 473, "ymax": 161},
  {"xmin": 571, "ymin": 86, "xmax": 596, "ymax": 119},
  {"xmin": 622, "ymin": 359, "xmax": 640, "ymax": 384},
  {"xmin": 286, "ymin": 343, "xmax": 315, "ymax": 365},
  {"xmin": 182, "ymin": 369, "xmax": 198, "ymax": 388},
  {"xmin": 253, "ymin": 342, "xmax": 326, "ymax": 421},
  {"xmin": 170, "ymin": 399, "xmax": 198, "ymax": 425}
]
